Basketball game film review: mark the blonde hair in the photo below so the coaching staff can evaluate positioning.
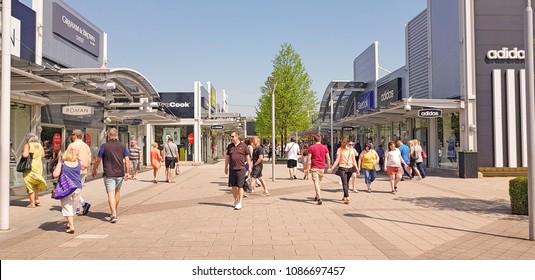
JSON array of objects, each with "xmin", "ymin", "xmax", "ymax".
[
  {"xmin": 152, "ymin": 142, "xmax": 159, "ymax": 148},
  {"xmin": 62, "ymin": 146, "xmax": 79, "ymax": 162}
]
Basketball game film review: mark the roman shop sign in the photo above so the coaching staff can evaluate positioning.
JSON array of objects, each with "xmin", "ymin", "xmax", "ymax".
[
  {"xmin": 62, "ymin": 105, "xmax": 94, "ymax": 116},
  {"xmin": 52, "ymin": 3, "xmax": 100, "ymax": 57},
  {"xmin": 418, "ymin": 109, "xmax": 442, "ymax": 118},
  {"xmin": 486, "ymin": 47, "xmax": 525, "ymax": 60},
  {"xmin": 377, "ymin": 78, "xmax": 402, "ymax": 108}
]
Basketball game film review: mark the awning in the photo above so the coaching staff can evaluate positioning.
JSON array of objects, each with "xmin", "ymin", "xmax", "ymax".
[{"xmin": 9, "ymin": 57, "xmax": 159, "ymax": 105}]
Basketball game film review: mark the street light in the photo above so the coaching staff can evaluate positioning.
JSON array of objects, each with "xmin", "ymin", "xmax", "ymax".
[
  {"xmin": 524, "ymin": 0, "xmax": 535, "ymax": 240},
  {"xmin": 269, "ymin": 77, "xmax": 277, "ymax": 182}
]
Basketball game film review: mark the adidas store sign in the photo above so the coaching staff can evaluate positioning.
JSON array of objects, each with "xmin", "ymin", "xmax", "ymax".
[{"xmin": 486, "ymin": 47, "xmax": 525, "ymax": 60}]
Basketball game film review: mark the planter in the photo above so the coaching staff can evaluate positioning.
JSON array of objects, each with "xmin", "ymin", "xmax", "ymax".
[{"xmin": 459, "ymin": 151, "xmax": 478, "ymax": 178}]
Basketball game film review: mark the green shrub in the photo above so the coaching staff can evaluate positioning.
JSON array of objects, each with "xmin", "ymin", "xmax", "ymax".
[{"xmin": 509, "ymin": 177, "xmax": 528, "ymax": 215}]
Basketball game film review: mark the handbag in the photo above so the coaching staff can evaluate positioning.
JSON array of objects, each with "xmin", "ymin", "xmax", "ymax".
[
  {"xmin": 16, "ymin": 153, "xmax": 33, "ymax": 172},
  {"xmin": 52, "ymin": 171, "xmax": 78, "ymax": 200},
  {"xmin": 374, "ymin": 162, "xmax": 381, "ymax": 171},
  {"xmin": 168, "ymin": 143, "xmax": 179, "ymax": 163},
  {"xmin": 422, "ymin": 150, "xmax": 428, "ymax": 159}
]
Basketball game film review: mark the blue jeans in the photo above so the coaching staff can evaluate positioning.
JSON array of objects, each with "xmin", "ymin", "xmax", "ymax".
[{"xmin": 363, "ymin": 168, "xmax": 376, "ymax": 185}]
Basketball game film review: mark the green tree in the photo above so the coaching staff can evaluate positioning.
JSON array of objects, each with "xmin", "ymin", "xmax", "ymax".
[{"xmin": 256, "ymin": 43, "xmax": 317, "ymax": 153}]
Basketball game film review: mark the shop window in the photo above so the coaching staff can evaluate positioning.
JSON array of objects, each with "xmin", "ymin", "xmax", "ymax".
[{"xmin": 437, "ymin": 113, "xmax": 460, "ymax": 169}]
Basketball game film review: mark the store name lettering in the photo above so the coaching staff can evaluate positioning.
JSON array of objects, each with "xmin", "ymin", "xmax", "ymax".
[{"xmin": 486, "ymin": 47, "xmax": 525, "ymax": 60}]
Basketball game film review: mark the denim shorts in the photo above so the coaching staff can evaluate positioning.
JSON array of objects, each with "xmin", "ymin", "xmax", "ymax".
[{"xmin": 103, "ymin": 176, "xmax": 124, "ymax": 193}]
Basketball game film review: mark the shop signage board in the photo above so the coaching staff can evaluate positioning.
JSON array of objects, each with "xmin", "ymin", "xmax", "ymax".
[
  {"xmin": 62, "ymin": 105, "xmax": 93, "ymax": 116},
  {"xmin": 377, "ymin": 78, "xmax": 402, "ymax": 108},
  {"xmin": 341, "ymin": 127, "xmax": 354, "ymax": 131},
  {"xmin": 418, "ymin": 109, "xmax": 442, "ymax": 118},
  {"xmin": 211, "ymin": 125, "xmax": 224, "ymax": 130},
  {"xmin": 356, "ymin": 91, "xmax": 375, "ymax": 114},
  {"xmin": 123, "ymin": 119, "xmax": 143, "ymax": 125}
]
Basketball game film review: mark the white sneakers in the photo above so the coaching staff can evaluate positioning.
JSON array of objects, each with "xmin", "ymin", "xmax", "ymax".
[{"xmin": 234, "ymin": 202, "xmax": 243, "ymax": 210}]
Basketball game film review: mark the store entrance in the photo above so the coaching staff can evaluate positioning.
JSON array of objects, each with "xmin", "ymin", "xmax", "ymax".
[{"xmin": 41, "ymin": 126, "xmax": 64, "ymax": 178}]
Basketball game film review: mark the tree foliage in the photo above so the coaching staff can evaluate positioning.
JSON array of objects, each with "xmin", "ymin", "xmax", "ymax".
[{"xmin": 255, "ymin": 43, "xmax": 317, "ymax": 146}]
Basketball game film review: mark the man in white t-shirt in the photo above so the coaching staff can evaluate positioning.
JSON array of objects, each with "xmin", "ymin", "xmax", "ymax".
[{"xmin": 285, "ymin": 137, "xmax": 301, "ymax": 180}]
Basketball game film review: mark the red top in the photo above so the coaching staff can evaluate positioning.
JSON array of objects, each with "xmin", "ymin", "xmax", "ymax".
[{"xmin": 308, "ymin": 143, "xmax": 329, "ymax": 169}]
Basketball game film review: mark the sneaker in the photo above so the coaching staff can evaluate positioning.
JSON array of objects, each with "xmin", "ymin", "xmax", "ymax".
[
  {"xmin": 293, "ymin": 175, "xmax": 297, "ymax": 179},
  {"xmin": 76, "ymin": 207, "xmax": 81, "ymax": 215},
  {"xmin": 110, "ymin": 216, "xmax": 117, "ymax": 223},
  {"xmin": 368, "ymin": 189, "xmax": 372, "ymax": 193},
  {"xmin": 263, "ymin": 192, "xmax": 270, "ymax": 196},
  {"xmin": 82, "ymin": 202, "xmax": 91, "ymax": 215},
  {"xmin": 353, "ymin": 189, "xmax": 359, "ymax": 193},
  {"xmin": 317, "ymin": 199, "xmax": 322, "ymax": 205},
  {"xmin": 234, "ymin": 202, "xmax": 242, "ymax": 210}
]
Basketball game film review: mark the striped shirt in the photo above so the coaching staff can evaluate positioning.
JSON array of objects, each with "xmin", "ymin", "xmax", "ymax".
[{"xmin": 128, "ymin": 145, "xmax": 142, "ymax": 160}]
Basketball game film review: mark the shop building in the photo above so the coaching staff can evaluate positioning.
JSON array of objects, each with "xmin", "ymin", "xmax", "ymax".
[{"xmin": 319, "ymin": 0, "xmax": 530, "ymax": 175}]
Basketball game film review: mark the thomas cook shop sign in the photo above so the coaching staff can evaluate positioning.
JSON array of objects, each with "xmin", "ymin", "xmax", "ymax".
[{"xmin": 62, "ymin": 105, "xmax": 94, "ymax": 116}]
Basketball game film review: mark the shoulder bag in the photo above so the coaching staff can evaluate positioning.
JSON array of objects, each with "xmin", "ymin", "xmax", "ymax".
[
  {"xmin": 16, "ymin": 153, "xmax": 33, "ymax": 173},
  {"xmin": 52, "ymin": 165, "xmax": 78, "ymax": 199},
  {"xmin": 168, "ymin": 143, "xmax": 179, "ymax": 163}
]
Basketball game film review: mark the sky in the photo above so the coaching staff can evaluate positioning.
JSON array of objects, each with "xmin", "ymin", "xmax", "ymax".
[{"xmin": 22, "ymin": 0, "xmax": 427, "ymax": 116}]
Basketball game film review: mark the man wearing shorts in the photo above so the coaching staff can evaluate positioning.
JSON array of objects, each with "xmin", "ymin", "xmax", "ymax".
[
  {"xmin": 91, "ymin": 128, "xmax": 130, "ymax": 223},
  {"xmin": 225, "ymin": 132, "xmax": 251, "ymax": 210},
  {"xmin": 285, "ymin": 137, "xmax": 300, "ymax": 179},
  {"xmin": 307, "ymin": 135, "xmax": 331, "ymax": 205},
  {"xmin": 163, "ymin": 136, "xmax": 179, "ymax": 183},
  {"xmin": 128, "ymin": 139, "xmax": 142, "ymax": 180},
  {"xmin": 251, "ymin": 136, "xmax": 269, "ymax": 195},
  {"xmin": 68, "ymin": 129, "xmax": 92, "ymax": 215}
]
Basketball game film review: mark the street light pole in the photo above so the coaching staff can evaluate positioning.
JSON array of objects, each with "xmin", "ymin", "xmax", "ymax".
[
  {"xmin": 330, "ymin": 86, "xmax": 334, "ymax": 163},
  {"xmin": 271, "ymin": 79, "xmax": 277, "ymax": 182},
  {"xmin": 524, "ymin": 0, "xmax": 535, "ymax": 240}
]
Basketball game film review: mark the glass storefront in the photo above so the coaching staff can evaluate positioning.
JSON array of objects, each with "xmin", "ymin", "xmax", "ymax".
[
  {"xmin": 437, "ymin": 112, "xmax": 460, "ymax": 169},
  {"xmin": 10, "ymin": 102, "xmax": 32, "ymax": 187},
  {"xmin": 155, "ymin": 125, "xmax": 194, "ymax": 161}
]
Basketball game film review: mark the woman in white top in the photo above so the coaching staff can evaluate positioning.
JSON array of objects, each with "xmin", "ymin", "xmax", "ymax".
[
  {"xmin": 384, "ymin": 141, "xmax": 406, "ymax": 193},
  {"xmin": 328, "ymin": 137, "xmax": 359, "ymax": 204}
]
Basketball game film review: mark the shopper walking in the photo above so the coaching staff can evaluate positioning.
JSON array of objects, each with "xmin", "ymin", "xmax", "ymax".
[
  {"xmin": 128, "ymin": 139, "xmax": 142, "ymax": 180},
  {"xmin": 359, "ymin": 143, "xmax": 379, "ymax": 193},
  {"xmin": 396, "ymin": 140, "xmax": 412, "ymax": 180},
  {"xmin": 384, "ymin": 141, "xmax": 406, "ymax": 193},
  {"xmin": 21, "ymin": 133, "xmax": 47, "ymax": 208},
  {"xmin": 251, "ymin": 136, "xmax": 269, "ymax": 195},
  {"xmin": 225, "ymin": 132, "xmax": 251, "ymax": 210},
  {"xmin": 150, "ymin": 142, "xmax": 162, "ymax": 183},
  {"xmin": 301, "ymin": 144, "xmax": 310, "ymax": 180},
  {"xmin": 52, "ymin": 147, "xmax": 83, "ymax": 234},
  {"xmin": 348, "ymin": 141, "xmax": 360, "ymax": 192},
  {"xmin": 67, "ymin": 129, "xmax": 92, "ymax": 215},
  {"xmin": 414, "ymin": 139, "xmax": 426, "ymax": 179},
  {"xmin": 408, "ymin": 140, "xmax": 423, "ymax": 180},
  {"xmin": 285, "ymin": 137, "xmax": 300, "ymax": 180},
  {"xmin": 91, "ymin": 128, "xmax": 131, "ymax": 223},
  {"xmin": 163, "ymin": 136, "xmax": 179, "ymax": 183},
  {"xmin": 328, "ymin": 137, "xmax": 359, "ymax": 204},
  {"xmin": 307, "ymin": 134, "xmax": 331, "ymax": 205}
]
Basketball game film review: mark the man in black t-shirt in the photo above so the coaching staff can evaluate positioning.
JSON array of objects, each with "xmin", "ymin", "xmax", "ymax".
[
  {"xmin": 225, "ymin": 132, "xmax": 251, "ymax": 210},
  {"xmin": 250, "ymin": 136, "xmax": 269, "ymax": 195}
]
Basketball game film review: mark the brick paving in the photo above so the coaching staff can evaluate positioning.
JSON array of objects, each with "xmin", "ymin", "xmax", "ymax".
[{"xmin": 1, "ymin": 160, "xmax": 534, "ymax": 260}]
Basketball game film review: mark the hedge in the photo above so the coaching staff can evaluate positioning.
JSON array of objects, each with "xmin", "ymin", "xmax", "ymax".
[{"xmin": 509, "ymin": 177, "xmax": 528, "ymax": 215}]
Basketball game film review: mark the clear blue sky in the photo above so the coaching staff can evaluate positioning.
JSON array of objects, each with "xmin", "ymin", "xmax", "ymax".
[{"xmin": 24, "ymin": 0, "xmax": 427, "ymax": 116}]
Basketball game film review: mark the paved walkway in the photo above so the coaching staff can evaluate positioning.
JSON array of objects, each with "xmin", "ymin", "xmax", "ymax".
[{"xmin": 1, "ymin": 160, "xmax": 534, "ymax": 260}]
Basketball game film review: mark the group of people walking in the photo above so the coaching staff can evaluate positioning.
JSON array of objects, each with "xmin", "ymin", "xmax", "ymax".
[{"xmin": 19, "ymin": 128, "xmax": 135, "ymax": 233}]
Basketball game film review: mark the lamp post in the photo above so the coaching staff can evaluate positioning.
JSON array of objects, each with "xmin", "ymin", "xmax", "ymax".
[
  {"xmin": 270, "ymin": 77, "xmax": 277, "ymax": 182},
  {"xmin": 524, "ymin": 0, "xmax": 535, "ymax": 240}
]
